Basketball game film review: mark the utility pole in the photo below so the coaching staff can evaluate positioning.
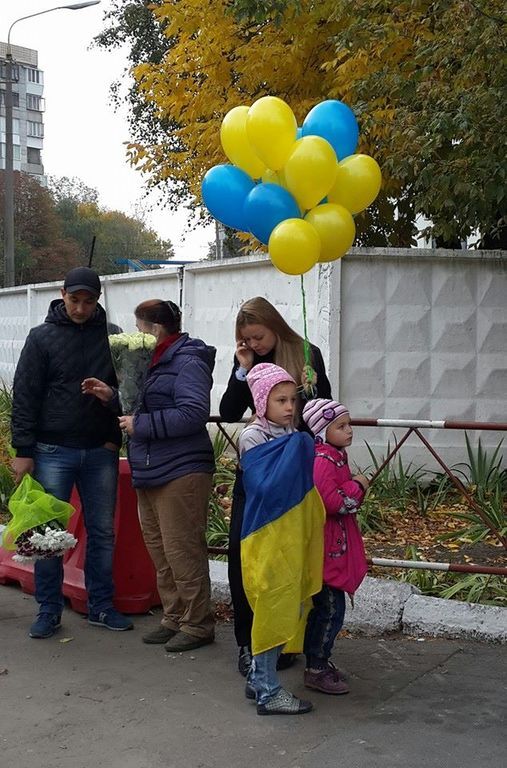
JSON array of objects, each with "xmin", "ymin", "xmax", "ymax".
[
  {"xmin": 2, "ymin": 1, "xmax": 101, "ymax": 287},
  {"xmin": 3, "ymin": 50, "xmax": 15, "ymax": 287}
]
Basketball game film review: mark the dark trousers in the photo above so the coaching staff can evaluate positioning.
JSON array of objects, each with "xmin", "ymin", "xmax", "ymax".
[
  {"xmin": 227, "ymin": 468, "xmax": 254, "ymax": 648},
  {"xmin": 303, "ymin": 584, "xmax": 346, "ymax": 669}
]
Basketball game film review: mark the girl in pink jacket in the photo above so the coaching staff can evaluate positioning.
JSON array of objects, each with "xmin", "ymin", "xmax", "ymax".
[{"xmin": 302, "ymin": 399, "xmax": 369, "ymax": 696}]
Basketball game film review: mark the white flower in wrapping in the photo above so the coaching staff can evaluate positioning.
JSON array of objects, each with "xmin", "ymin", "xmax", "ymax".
[
  {"xmin": 108, "ymin": 332, "xmax": 156, "ymax": 413},
  {"xmin": 13, "ymin": 521, "xmax": 78, "ymax": 562},
  {"xmin": 30, "ymin": 527, "xmax": 78, "ymax": 552},
  {"xmin": 108, "ymin": 332, "xmax": 156, "ymax": 351},
  {"xmin": 127, "ymin": 333, "xmax": 156, "ymax": 351},
  {"xmin": 108, "ymin": 333, "xmax": 130, "ymax": 349}
]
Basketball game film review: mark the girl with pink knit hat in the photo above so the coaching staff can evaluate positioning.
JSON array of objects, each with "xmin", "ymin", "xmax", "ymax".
[
  {"xmin": 238, "ymin": 363, "xmax": 325, "ymax": 716},
  {"xmin": 219, "ymin": 297, "xmax": 332, "ymax": 680},
  {"xmin": 302, "ymin": 398, "xmax": 369, "ymax": 696}
]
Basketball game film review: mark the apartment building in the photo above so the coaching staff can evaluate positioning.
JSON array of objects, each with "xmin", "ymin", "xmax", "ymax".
[{"xmin": 0, "ymin": 42, "xmax": 45, "ymax": 180}]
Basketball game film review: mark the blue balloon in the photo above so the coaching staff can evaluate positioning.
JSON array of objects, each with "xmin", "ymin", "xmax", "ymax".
[
  {"xmin": 201, "ymin": 164, "xmax": 255, "ymax": 230},
  {"xmin": 296, "ymin": 126, "xmax": 303, "ymax": 140},
  {"xmin": 302, "ymin": 100, "xmax": 359, "ymax": 160},
  {"xmin": 243, "ymin": 183, "xmax": 301, "ymax": 245}
]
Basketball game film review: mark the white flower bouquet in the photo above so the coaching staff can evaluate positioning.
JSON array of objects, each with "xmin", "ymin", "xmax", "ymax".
[
  {"xmin": 2, "ymin": 475, "xmax": 77, "ymax": 562},
  {"xmin": 109, "ymin": 332, "xmax": 157, "ymax": 414},
  {"xmin": 12, "ymin": 521, "xmax": 77, "ymax": 563}
]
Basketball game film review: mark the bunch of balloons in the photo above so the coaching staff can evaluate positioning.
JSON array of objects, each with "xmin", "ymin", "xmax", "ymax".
[{"xmin": 201, "ymin": 97, "xmax": 382, "ymax": 275}]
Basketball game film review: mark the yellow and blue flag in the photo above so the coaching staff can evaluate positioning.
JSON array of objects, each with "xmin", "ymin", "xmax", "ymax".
[{"xmin": 241, "ymin": 432, "xmax": 325, "ymax": 655}]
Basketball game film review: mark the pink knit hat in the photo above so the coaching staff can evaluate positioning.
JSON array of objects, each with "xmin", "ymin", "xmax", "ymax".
[
  {"xmin": 246, "ymin": 363, "xmax": 296, "ymax": 419},
  {"xmin": 302, "ymin": 398, "xmax": 349, "ymax": 441}
]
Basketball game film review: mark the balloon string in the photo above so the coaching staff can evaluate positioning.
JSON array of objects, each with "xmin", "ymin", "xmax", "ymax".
[{"xmin": 300, "ymin": 274, "xmax": 316, "ymax": 396}]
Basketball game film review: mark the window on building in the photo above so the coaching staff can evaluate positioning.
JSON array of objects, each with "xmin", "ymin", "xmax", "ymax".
[
  {"xmin": 0, "ymin": 117, "xmax": 20, "ymax": 134},
  {"xmin": 26, "ymin": 94, "xmax": 44, "ymax": 111},
  {"xmin": 0, "ymin": 62, "xmax": 19, "ymax": 82},
  {"xmin": 26, "ymin": 68, "xmax": 42, "ymax": 84},
  {"xmin": 0, "ymin": 143, "xmax": 21, "ymax": 160},
  {"xmin": 27, "ymin": 147, "xmax": 42, "ymax": 164},
  {"xmin": 0, "ymin": 89, "xmax": 20, "ymax": 107},
  {"xmin": 27, "ymin": 120, "xmax": 44, "ymax": 138}
]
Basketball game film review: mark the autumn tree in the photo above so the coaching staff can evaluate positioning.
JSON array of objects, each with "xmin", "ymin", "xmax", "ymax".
[
  {"xmin": 92, "ymin": 0, "xmax": 184, "ymax": 204},
  {"xmin": 54, "ymin": 198, "xmax": 175, "ymax": 274},
  {"xmin": 206, "ymin": 227, "xmax": 246, "ymax": 260},
  {"xmin": 0, "ymin": 171, "xmax": 175, "ymax": 286},
  {"xmin": 95, "ymin": 0, "xmax": 506, "ymax": 247},
  {"xmin": 0, "ymin": 170, "xmax": 79, "ymax": 285},
  {"xmin": 325, "ymin": 0, "xmax": 507, "ymax": 247},
  {"xmin": 48, "ymin": 175, "xmax": 99, "ymax": 205}
]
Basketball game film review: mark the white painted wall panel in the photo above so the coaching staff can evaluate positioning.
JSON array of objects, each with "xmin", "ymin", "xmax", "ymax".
[{"xmin": 0, "ymin": 249, "xmax": 505, "ymax": 469}]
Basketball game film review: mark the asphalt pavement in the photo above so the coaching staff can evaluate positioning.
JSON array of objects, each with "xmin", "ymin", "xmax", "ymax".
[{"xmin": 0, "ymin": 583, "xmax": 505, "ymax": 768}]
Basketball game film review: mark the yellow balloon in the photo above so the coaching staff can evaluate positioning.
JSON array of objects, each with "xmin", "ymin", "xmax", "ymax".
[
  {"xmin": 328, "ymin": 154, "xmax": 382, "ymax": 214},
  {"xmin": 305, "ymin": 203, "xmax": 356, "ymax": 262},
  {"xmin": 246, "ymin": 96, "xmax": 297, "ymax": 171},
  {"xmin": 268, "ymin": 218, "xmax": 320, "ymax": 275},
  {"xmin": 220, "ymin": 106, "xmax": 266, "ymax": 179},
  {"xmin": 261, "ymin": 168, "xmax": 282, "ymax": 185},
  {"xmin": 283, "ymin": 136, "xmax": 337, "ymax": 211}
]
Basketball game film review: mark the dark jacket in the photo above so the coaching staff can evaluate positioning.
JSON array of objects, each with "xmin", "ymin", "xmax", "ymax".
[
  {"xmin": 219, "ymin": 343, "xmax": 332, "ymax": 429},
  {"xmin": 11, "ymin": 300, "xmax": 122, "ymax": 457},
  {"xmin": 127, "ymin": 333, "xmax": 216, "ymax": 488}
]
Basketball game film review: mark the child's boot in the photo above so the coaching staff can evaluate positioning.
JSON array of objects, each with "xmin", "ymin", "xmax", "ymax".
[
  {"xmin": 304, "ymin": 663, "xmax": 349, "ymax": 695},
  {"xmin": 257, "ymin": 688, "xmax": 313, "ymax": 715}
]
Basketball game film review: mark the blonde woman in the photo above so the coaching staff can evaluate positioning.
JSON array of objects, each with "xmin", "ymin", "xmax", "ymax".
[{"xmin": 219, "ymin": 297, "xmax": 332, "ymax": 677}]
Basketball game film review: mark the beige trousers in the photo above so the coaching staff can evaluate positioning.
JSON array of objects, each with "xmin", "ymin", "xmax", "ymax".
[{"xmin": 137, "ymin": 473, "xmax": 214, "ymax": 639}]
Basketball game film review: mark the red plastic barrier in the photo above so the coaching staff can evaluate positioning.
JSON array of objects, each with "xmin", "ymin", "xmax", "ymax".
[{"xmin": 0, "ymin": 459, "xmax": 160, "ymax": 614}]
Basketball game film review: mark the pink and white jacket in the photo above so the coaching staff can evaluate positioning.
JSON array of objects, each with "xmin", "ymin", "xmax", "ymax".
[{"xmin": 313, "ymin": 442, "xmax": 368, "ymax": 594}]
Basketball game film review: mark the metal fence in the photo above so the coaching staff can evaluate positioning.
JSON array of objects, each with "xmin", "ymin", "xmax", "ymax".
[{"xmin": 208, "ymin": 416, "xmax": 507, "ymax": 576}]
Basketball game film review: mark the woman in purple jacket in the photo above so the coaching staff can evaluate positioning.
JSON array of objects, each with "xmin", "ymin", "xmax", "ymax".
[{"xmin": 119, "ymin": 299, "xmax": 216, "ymax": 653}]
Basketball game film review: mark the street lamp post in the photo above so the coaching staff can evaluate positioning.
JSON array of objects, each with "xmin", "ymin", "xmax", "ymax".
[{"xmin": 2, "ymin": 1, "xmax": 100, "ymax": 288}]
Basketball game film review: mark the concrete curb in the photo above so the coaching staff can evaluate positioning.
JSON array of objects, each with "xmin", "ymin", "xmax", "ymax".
[
  {"xmin": 402, "ymin": 593, "xmax": 507, "ymax": 644},
  {"xmin": 209, "ymin": 561, "xmax": 507, "ymax": 644}
]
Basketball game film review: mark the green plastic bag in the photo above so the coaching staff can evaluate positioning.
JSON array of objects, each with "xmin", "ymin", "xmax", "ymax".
[{"xmin": 2, "ymin": 474, "xmax": 75, "ymax": 551}]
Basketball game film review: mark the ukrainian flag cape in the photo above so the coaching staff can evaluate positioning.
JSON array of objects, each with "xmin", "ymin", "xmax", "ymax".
[{"xmin": 241, "ymin": 431, "xmax": 325, "ymax": 656}]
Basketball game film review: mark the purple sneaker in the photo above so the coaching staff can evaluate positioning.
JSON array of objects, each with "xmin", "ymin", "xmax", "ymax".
[{"xmin": 304, "ymin": 663, "xmax": 350, "ymax": 695}]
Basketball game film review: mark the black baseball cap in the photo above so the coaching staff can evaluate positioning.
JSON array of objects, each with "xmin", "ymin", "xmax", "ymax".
[{"xmin": 63, "ymin": 267, "xmax": 101, "ymax": 298}]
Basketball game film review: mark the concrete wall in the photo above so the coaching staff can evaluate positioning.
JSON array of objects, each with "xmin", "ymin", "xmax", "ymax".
[{"xmin": 1, "ymin": 248, "xmax": 505, "ymax": 469}]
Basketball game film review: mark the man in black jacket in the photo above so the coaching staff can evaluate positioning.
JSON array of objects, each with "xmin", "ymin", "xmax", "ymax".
[{"xmin": 11, "ymin": 267, "xmax": 133, "ymax": 638}]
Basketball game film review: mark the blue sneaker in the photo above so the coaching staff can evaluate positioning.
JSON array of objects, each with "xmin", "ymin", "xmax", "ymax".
[
  {"xmin": 88, "ymin": 608, "xmax": 133, "ymax": 632},
  {"xmin": 29, "ymin": 612, "xmax": 62, "ymax": 639}
]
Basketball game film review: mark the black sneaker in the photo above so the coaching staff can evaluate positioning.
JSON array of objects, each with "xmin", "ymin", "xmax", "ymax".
[
  {"xmin": 245, "ymin": 681, "xmax": 256, "ymax": 700},
  {"xmin": 276, "ymin": 653, "xmax": 297, "ymax": 671},
  {"xmin": 29, "ymin": 612, "xmax": 61, "ymax": 639},
  {"xmin": 238, "ymin": 646, "xmax": 252, "ymax": 677}
]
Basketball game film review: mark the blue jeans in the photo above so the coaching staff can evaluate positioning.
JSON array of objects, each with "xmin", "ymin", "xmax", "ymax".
[
  {"xmin": 33, "ymin": 443, "xmax": 119, "ymax": 616},
  {"xmin": 303, "ymin": 585, "xmax": 346, "ymax": 669},
  {"xmin": 248, "ymin": 645, "xmax": 283, "ymax": 704}
]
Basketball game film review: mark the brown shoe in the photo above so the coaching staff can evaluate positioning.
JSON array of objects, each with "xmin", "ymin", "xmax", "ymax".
[
  {"xmin": 304, "ymin": 665, "xmax": 350, "ymax": 695},
  {"xmin": 142, "ymin": 626, "xmax": 178, "ymax": 644},
  {"xmin": 165, "ymin": 631, "xmax": 214, "ymax": 653}
]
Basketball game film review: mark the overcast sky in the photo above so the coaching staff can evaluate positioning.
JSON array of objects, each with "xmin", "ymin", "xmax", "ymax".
[{"xmin": 4, "ymin": 0, "xmax": 214, "ymax": 260}]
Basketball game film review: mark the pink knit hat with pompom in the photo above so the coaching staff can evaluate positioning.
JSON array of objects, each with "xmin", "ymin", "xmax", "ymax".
[
  {"xmin": 246, "ymin": 363, "xmax": 296, "ymax": 418},
  {"xmin": 302, "ymin": 398, "xmax": 349, "ymax": 441}
]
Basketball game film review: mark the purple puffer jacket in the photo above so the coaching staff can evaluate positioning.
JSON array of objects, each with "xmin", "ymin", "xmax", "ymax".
[{"xmin": 128, "ymin": 333, "xmax": 216, "ymax": 488}]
